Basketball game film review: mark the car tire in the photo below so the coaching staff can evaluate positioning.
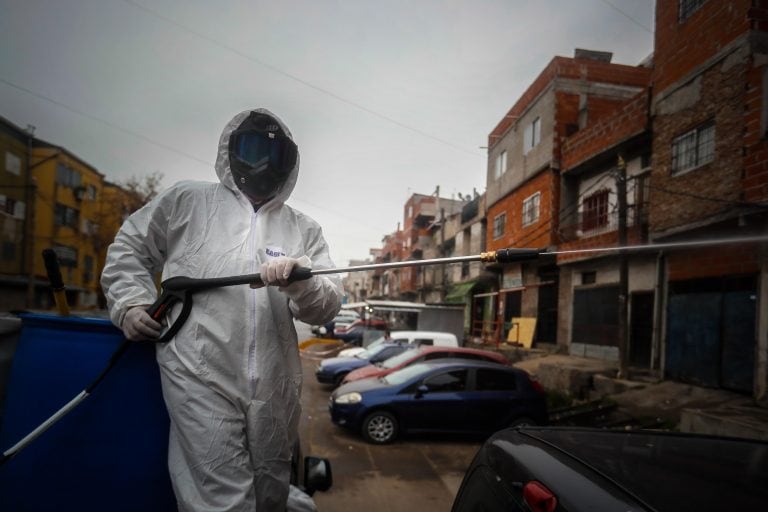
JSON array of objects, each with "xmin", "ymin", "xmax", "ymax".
[
  {"xmin": 509, "ymin": 417, "xmax": 536, "ymax": 428},
  {"xmin": 361, "ymin": 411, "xmax": 398, "ymax": 444}
]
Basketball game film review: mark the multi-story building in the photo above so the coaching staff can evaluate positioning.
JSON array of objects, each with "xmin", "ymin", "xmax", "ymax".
[
  {"xmin": 0, "ymin": 117, "xmax": 34, "ymax": 310},
  {"xmin": 0, "ymin": 116, "xmax": 139, "ymax": 311},
  {"xmin": 558, "ymin": 87, "xmax": 653, "ymax": 366},
  {"xmin": 484, "ymin": 49, "xmax": 651, "ymax": 345},
  {"xmin": 648, "ymin": 0, "xmax": 768, "ymax": 398}
]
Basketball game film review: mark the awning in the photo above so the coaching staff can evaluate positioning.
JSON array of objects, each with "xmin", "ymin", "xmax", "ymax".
[{"xmin": 445, "ymin": 280, "xmax": 477, "ymax": 303}]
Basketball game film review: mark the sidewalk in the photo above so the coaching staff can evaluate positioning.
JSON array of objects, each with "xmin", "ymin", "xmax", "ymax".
[{"xmin": 506, "ymin": 352, "xmax": 768, "ymax": 441}]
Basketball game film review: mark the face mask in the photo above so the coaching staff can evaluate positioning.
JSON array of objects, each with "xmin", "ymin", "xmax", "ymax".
[{"xmin": 228, "ymin": 112, "xmax": 298, "ymax": 203}]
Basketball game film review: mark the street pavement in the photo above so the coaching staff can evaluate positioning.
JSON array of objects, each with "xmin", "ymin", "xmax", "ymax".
[{"xmin": 295, "ymin": 320, "xmax": 482, "ymax": 511}]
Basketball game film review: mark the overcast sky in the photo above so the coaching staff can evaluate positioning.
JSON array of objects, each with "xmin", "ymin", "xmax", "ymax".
[{"xmin": 0, "ymin": 0, "xmax": 654, "ymax": 267}]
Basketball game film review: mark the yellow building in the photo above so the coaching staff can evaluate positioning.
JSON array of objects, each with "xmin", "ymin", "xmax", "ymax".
[
  {"xmin": 0, "ymin": 115, "xmax": 139, "ymax": 310},
  {"xmin": 28, "ymin": 142, "xmax": 107, "ymax": 309}
]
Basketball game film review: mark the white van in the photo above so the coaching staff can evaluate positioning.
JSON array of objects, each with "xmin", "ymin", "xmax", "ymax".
[{"xmin": 337, "ymin": 330, "xmax": 458, "ymax": 358}]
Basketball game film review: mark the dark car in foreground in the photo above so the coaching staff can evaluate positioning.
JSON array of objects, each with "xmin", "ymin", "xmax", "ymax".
[
  {"xmin": 451, "ymin": 427, "xmax": 768, "ymax": 512},
  {"xmin": 329, "ymin": 360, "xmax": 547, "ymax": 444},
  {"xmin": 315, "ymin": 342, "xmax": 412, "ymax": 386}
]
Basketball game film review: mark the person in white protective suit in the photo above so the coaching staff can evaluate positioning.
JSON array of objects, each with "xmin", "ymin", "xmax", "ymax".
[{"xmin": 101, "ymin": 108, "xmax": 342, "ymax": 511}]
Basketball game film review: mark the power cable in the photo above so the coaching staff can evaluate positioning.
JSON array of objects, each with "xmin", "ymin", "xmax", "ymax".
[
  {"xmin": 647, "ymin": 182, "xmax": 768, "ymax": 208},
  {"xmin": 121, "ymin": 0, "xmax": 482, "ymax": 158},
  {"xmin": 596, "ymin": 0, "xmax": 653, "ymax": 33},
  {"xmin": 0, "ymin": 77, "xmax": 397, "ymax": 235}
]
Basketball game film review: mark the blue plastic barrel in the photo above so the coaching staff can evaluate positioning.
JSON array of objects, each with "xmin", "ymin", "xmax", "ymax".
[{"xmin": 0, "ymin": 313, "xmax": 176, "ymax": 511}]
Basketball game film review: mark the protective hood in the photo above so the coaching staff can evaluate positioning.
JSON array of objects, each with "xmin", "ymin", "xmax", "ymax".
[{"xmin": 215, "ymin": 108, "xmax": 300, "ymax": 210}]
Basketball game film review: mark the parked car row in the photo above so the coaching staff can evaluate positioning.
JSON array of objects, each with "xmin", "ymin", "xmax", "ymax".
[
  {"xmin": 338, "ymin": 330, "xmax": 460, "ymax": 358},
  {"xmin": 314, "ymin": 331, "xmax": 548, "ymax": 445}
]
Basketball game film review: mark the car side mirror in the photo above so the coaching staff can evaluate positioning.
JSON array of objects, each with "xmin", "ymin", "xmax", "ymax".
[
  {"xmin": 304, "ymin": 456, "xmax": 332, "ymax": 495},
  {"xmin": 415, "ymin": 384, "xmax": 429, "ymax": 398}
]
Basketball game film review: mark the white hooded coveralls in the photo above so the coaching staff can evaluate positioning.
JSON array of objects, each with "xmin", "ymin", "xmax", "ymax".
[{"xmin": 101, "ymin": 109, "xmax": 342, "ymax": 511}]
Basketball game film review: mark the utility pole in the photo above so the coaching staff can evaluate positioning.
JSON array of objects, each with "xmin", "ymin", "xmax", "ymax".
[
  {"xmin": 24, "ymin": 125, "xmax": 37, "ymax": 308},
  {"xmin": 616, "ymin": 155, "xmax": 629, "ymax": 378}
]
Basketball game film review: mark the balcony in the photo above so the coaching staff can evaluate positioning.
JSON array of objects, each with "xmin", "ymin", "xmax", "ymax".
[{"xmin": 559, "ymin": 204, "xmax": 647, "ymax": 242}]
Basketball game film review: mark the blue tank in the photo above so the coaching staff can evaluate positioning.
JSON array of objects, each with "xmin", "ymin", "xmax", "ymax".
[{"xmin": 0, "ymin": 313, "xmax": 176, "ymax": 511}]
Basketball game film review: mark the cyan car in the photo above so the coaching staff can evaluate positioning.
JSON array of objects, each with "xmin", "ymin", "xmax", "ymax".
[
  {"xmin": 315, "ymin": 342, "xmax": 413, "ymax": 386},
  {"xmin": 329, "ymin": 359, "xmax": 547, "ymax": 444}
]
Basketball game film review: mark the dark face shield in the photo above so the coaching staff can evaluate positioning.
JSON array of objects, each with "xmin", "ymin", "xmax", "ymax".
[{"xmin": 229, "ymin": 113, "xmax": 298, "ymax": 203}]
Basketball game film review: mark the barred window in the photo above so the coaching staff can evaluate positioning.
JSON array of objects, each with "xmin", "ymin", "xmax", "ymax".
[
  {"xmin": 522, "ymin": 192, "xmax": 541, "ymax": 227},
  {"xmin": 679, "ymin": 0, "xmax": 707, "ymax": 22},
  {"xmin": 54, "ymin": 203, "xmax": 80, "ymax": 228},
  {"xmin": 671, "ymin": 122, "xmax": 714, "ymax": 175},
  {"xmin": 582, "ymin": 189, "xmax": 610, "ymax": 231},
  {"xmin": 493, "ymin": 213, "xmax": 506, "ymax": 239}
]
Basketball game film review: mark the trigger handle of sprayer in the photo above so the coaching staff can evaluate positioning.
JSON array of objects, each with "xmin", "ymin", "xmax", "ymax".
[{"xmin": 143, "ymin": 266, "xmax": 314, "ymax": 343}]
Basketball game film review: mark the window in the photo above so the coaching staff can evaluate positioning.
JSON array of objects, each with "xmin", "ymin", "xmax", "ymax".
[
  {"xmin": 493, "ymin": 213, "xmax": 506, "ymax": 239},
  {"xmin": 494, "ymin": 150, "xmax": 507, "ymax": 179},
  {"xmin": 5, "ymin": 151, "xmax": 21, "ymax": 176},
  {"xmin": 524, "ymin": 117, "xmax": 541, "ymax": 153},
  {"xmin": 87, "ymin": 185, "xmax": 97, "ymax": 200},
  {"xmin": 581, "ymin": 271, "xmax": 597, "ymax": 285},
  {"xmin": 55, "ymin": 164, "xmax": 81, "ymax": 188},
  {"xmin": 522, "ymin": 192, "xmax": 540, "ymax": 227},
  {"xmin": 582, "ymin": 189, "xmax": 610, "ymax": 231},
  {"xmin": 423, "ymin": 370, "xmax": 467, "ymax": 392},
  {"xmin": 475, "ymin": 369, "xmax": 517, "ymax": 392},
  {"xmin": 2, "ymin": 241, "xmax": 15, "ymax": 261},
  {"xmin": 83, "ymin": 255, "xmax": 94, "ymax": 283},
  {"xmin": 54, "ymin": 203, "xmax": 80, "ymax": 228},
  {"xmin": 3, "ymin": 196, "xmax": 16, "ymax": 216},
  {"xmin": 679, "ymin": 0, "xmax": 707, "ymax": 22},
  {"xmin": 671, "ymin": 122, "xmax": 714, "ymax": 175}
]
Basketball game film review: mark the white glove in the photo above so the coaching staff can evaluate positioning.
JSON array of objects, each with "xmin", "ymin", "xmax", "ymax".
[
  {"xmin": 122, "ymin": 305, "xmax": 162, "ymax": 341},
  {"xmin": 254, "ymin": 255, "xmax": 312, "ymax": 291}
]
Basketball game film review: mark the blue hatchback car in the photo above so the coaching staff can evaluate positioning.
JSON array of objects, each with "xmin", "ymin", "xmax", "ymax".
[
  {"xmin": 329, "ymin": 359, "xmax": 547, "ymax": 444},
  {"xmin": 315, "ymin": 342, "xmax": 413, "ymax": 386}
]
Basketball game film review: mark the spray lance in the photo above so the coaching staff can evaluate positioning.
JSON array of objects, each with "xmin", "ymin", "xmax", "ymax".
[{"xmin": 0, "ymin": 247, "xmax": 541, "ymax": 465}]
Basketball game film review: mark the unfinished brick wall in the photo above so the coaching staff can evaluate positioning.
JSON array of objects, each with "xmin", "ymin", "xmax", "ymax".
[
  {"xmin": 486, "ymin": 170, "xmax": 558, "ymax": 252},
  {"xmin": 562, "ymin": 90, "xmax": 650, "ymax": 171},
  {"xmin": 489, "ymin": 56, "xmax": 652, "ymax": 148},
  {"xmin": 653, "ymin": 0, "xmax": 752, "ymax": 94},
  {"xmin": 667, "ymin": 243, "xmax": 760, "ymax": 281},
  {"xmin": 650, "ymin": 48, "xmax": 747, "ymax": 233}
]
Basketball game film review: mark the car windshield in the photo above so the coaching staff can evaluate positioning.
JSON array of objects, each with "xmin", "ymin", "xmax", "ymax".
[
  {"xmin": 381, "ymin": 348, "xmax": 419, "ymax": 369},
  {"xmin": 354, "ymin": 344, "xmax": 390, "ymax": 360},
  {"xmin": 381, "ymin": 362, "xmax": 433, "ymax": 385}
]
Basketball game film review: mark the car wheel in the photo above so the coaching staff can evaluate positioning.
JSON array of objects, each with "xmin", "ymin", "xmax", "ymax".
[
  {"xmin": 362, "ymin": 411, "xmax": 398, "ymax": 444},
  {"xmin": 509, "ymin": 417, "xmax": 536, "ymax": 428}
]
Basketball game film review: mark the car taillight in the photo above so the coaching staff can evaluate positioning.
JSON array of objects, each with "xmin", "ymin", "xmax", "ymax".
[
  {"xmin": 523, "ymin": 481, "xmax": 557, "ymax": 512},
  {"xmin": 528, "ymin": 376, "xmax": 545, "ymax": 394}
]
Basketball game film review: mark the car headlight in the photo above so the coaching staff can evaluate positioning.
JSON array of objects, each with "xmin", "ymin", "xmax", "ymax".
[{"xmin": 334, "ymin": 392, "xmax": 362, "ymax": 404}]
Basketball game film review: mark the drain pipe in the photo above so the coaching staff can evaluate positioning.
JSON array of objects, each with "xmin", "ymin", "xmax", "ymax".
[{"xmin": 651, "ymin": 250, "xmax": 666, "ymax": 376}]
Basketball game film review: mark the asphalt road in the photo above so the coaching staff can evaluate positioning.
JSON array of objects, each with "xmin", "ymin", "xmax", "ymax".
[{"xmin": 295, "ymin": 321, "xmax": 482, "ymax": 512}]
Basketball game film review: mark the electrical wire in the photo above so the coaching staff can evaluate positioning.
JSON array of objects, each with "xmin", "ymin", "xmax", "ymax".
[
  {"xmin": 121, "ymin": 0, "xmax": 481, "ymax": 158},
  {"xmin": 596, "ymin": 0, "xmax": 653, "ymax": 33}
]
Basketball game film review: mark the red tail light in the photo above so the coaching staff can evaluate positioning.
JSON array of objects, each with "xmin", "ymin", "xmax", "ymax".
[
  {"xmin": 523, "ymin": 480, "xmax": 557, "ymax": 512},
  {"xmin": 528, "ymin": 376, "xmax": 545, "ymax": 394}
]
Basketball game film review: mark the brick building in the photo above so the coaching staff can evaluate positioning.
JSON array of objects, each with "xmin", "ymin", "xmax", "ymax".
[
  {"xmin": 558, "ymin": 87, "xmax": 654, "ymax": 366},
  {"xmin": 649, "ymin": 0, "xmax": 768, "ymax": 399},
  {"xmin": 484, "ymin": 49, "xmax": 651, "ymax": 345}
]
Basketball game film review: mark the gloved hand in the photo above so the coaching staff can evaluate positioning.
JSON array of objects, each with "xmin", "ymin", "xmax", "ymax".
[
  {"xmin": 122, "ymin": 306, "xmax": 163, "ymax": 341},
  {"xmin": 254, "ymin": 255, "xmax": 312, "ymax": 291}
]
